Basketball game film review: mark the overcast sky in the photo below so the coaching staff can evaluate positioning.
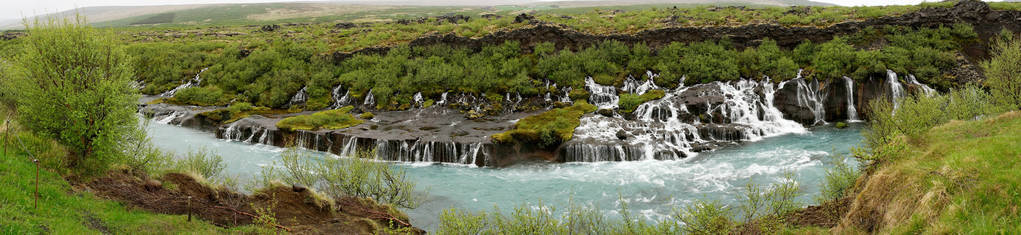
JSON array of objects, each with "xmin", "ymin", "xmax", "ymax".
[{"xmin": 0, "ymin": 0, "xmax": 994, "ymax": 20}]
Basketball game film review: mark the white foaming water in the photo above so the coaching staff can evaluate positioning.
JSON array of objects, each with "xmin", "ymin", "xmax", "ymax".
[
  {"xmin": 621, "ymin": 72, "xmax": 660, "ymax": 95},
  {"xmin": 907, "ymin": 74, "xmax": 936, "ymax": 96},
  {"xmin": 586, "ymin": 77, "xmax": 619, "ymax": 109},
  {"xmin": 778, "ymin": 77, "xmax": 826, "ymax": 125},
  {"xmin": 364, "ymin": 89, "xmax": 376, "ymax": 106},
  {"xmin": 843, "ymin": 77, "xmax": 861, "ymax": 122},
  {"xmin": 571, "ymin": 79, "xmax": 807, "ymax": 161},
  {"xmin": 144, "ymin": 118, "xmax": 861, "ymax": 232},
  {"xmin": 437, "ymin": 92, "xmax": 448, "ymax": 106},
  {"xmin": 328, "ymin": 85, "xmax": 352, "ymax": 109},
  {"xmin": 887, "ymin": 70, "xmax": 907, "ymax": 110},
  {"xmin": 413, "ymin": 92, "xmax": 424, "ymax": 107},
  {"xmin": 160, "ymin": 68, "xmax": 208, "ymax": 97},
  {"xmin": 288, "ymin": 86, "xmax": 308, "ymax": 107}
]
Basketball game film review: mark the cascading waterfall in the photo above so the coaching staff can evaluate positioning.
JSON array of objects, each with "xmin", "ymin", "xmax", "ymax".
[
  {"xmin": 288, "ymin": 86, "xmax": 308, "ymax": 107},
  {"xmin": 778, "ymin": 78, "xmax": 826, "ymax": 125},
  {"xmin": 437, "ymin": 92, "xmax": 448, "ymax": 106},
  {"xmin": 155, "ymin": 111, "xmax": 185, "ymax": 125},
  {"xmin": 621, "ymin": 73, "xmax": 660, "ymax": 95},
  {"xmin": 413, "ymin": 92, "xmax": 424, "ymax": 107},
  {"xmin": 569, "ymin": 77, "xmax": 808, "ymax": 162},
  {"xmin": 843, "ymin": 77, "xmax": 861, "ymax": 122},
  {"xmin": 161, "ymin": 68, "xmax": 208, "ymax": 97},
  {"xmin": 907, "ymin": 74, "xmax": 936, "ymax": 96},
  {"xmin": 887, "ymin": 70, "xmax": 907, "ymax": 110},
  {"xmin": 223, "ymin": 122, "xmax": 242, "ymax": 141},
  {"xmin": 329, "ymin": 85, "xmax": 352, "ymax": 109},
  {"xmin": 585, "ymin": 77, "xmax": 619, "ymax": 109},
  {"xmin": 364, "ymin": 89, "xmax": 376, "ymax": 106}
]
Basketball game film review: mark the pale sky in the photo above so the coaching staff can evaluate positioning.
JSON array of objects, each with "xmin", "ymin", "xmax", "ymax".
[{"xmin": 0, "ymin": 0, "xmax": 998, "ymax": 20}]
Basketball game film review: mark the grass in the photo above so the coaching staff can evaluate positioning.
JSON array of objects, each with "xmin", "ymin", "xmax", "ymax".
[
  {"xmin": 840, "ymin": 111, "xmax": 1021, "ymax": 233},
  {"xmin": 275, "ymin": 105, "xmax": 363, "ymax": 131},
  {"xmin": 492, "ymin": 101, "xmax": 597, "ymax": 148},
  {"xmin": 0, "ymin": 148, "xmax": 253, "ymax": 233}
]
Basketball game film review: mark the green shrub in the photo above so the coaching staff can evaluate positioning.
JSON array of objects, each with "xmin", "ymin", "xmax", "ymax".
[
  {"xmin": 492, "ymin": 101, "xmax": 597, "ymax": 148},
  {"xmin": 984, "ymin": 31, "xmax": 1021, "ymax": 110},
  {"xmin": 276, "ymin": 106, "xmax": 363, "ymax": 131},
  {"xmin": 816, "ymin": 155, "xmax": 859, "ymax": 204},
  {"xmin": 274, "ymin": 149, "xmax": 420, "ymax": 209},
  {"xmin": 676, "ymin": 200, "xmax": 735, "ymax": 235},
  {"xmin": 170, "ymin": 86, "xmax": 232, "ymax": 106},
  {"xmin": 10, "ymin": 16, "xmax": 139, "ymax": 174},
  {"xmin": 173, "ymin": 148, "xmax": 225, "ymax": 179}
]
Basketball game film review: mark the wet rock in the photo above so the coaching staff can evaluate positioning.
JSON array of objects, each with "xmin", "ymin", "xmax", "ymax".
[
  {"xmin": 597, "ymin": 109, "xmax": 615, "ymax": 117},
  {"xmin": 615, "ymin": 130, "xmax": 628, "ymax": 140}
]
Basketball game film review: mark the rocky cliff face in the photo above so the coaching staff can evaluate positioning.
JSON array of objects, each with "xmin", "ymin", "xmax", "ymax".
[{"xmin": 332, "ymin": 0, "xmax": 1019, "ymax": 63}]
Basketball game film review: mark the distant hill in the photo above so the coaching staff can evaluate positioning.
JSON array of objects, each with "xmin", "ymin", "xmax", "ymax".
[{"xmin": 0, "ymin": 0, "xmax": 834, "ymax": 30}]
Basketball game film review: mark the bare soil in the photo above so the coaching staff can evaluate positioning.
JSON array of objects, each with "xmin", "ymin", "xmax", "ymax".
[{"xmin": 76, "ymin": 169, "xmax": 424, "ymax": 234}]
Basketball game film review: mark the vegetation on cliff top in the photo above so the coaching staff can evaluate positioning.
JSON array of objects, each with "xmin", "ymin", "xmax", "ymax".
[
  {"xmin": 492, "ymin": 101, "xmax": 597, "ymax": 149},
  {"xmin": 275, "ymin": 106, "xmax": 363, "ymax": 131}
]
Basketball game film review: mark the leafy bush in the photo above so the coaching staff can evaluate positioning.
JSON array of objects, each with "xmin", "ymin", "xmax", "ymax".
[
  {"xmin": 170, "ymin": 86, "xmax": 232, "ymax": 106},
  {"xmin": 984, "ymin": 31, "xmax": 1021, "ymax": 110},
  {"xmin": 276, "ymin": 106, "xmax": 363, "ymax": 131},
  {"xmin": 10, "ymin": 17, "xmax": 139, "ymax": 174},
  {"xmin": 492, "ymin": 101, "xmax": 597, "ymax": 148},
  {"xmin": 816, "ymin": 155, "xmax": 859, "ymax": 203}
]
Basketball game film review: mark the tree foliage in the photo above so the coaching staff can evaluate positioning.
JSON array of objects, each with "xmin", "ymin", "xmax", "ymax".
[{"xmin": 10, "ymin": 17, "xmax": 139, "ymax": 173}]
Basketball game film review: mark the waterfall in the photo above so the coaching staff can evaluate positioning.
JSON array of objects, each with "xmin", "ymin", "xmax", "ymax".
[
  {"xmin": 364, "ymin": 89, "xmax": 376, "ymax": 106},
  {"xmin": 843, "ymin": 77, "xmax": 861, "ymax": 122},
  {"xmin": 907, "ymin": 74, "xmax": 936, "ymax": 96},
  {"xmin": 288, "ymin": 86, "xmax": 308, "ymax": 107},
  {"xmin": 413, "ymin": 92, "xmax": 424, "ymax": 107},
  {"xmin": 887, "ymin": 70, "xmax": 906, "ymax": 110},
  {"xmin": 160, "ymin": 68, "xmax": 208, "ymax": 97},
  {"xmin": 585, "ymin": 77, "xmax": 619, "ymax": 109},
  {"xmin": 621, "ymin": 72, "xmax": 660, "ymax": 95},
  {"xmin": 155, "ymin": 111, "xmax": 185, "ymax": 125},
  {"xmin": 437, "ymin": 92, "xmax": 448, "ymax": 106},
  {"xmin": 258, "ymin": 128, "xmax": 271, "ymax": 145},
  {"xmin": 329, "ymin": 85, "xmax": 352, "ymax": 109},
  {"xmin": 778, "ymin": 77, "xmax": 826, "ymax": 125},
  {"xmin": 569, "ymin": 78, "xmax": 807, "ymax": 162},
  {"xmin": 223, "ymin": 122, "xmax": 242, "ymax": 141}
]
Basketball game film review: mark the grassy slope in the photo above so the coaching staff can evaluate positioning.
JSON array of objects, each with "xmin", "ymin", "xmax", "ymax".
[
  {"xmin": 0, "ymin": 149, "xmax": 251, "ymax": 233},
  {"xmin": 840, "ymin": 111, "xmax": 1021, "ymax": 233}
]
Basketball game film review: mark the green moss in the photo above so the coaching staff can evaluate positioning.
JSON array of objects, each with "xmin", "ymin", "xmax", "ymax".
[
  {"xmin": 423, "ymin": 99, "xmax": 435, "ymax": 108},
  {"xmin": 835, "ymin": 122, "xmax": 848, "ymax": 129},
  {"xmin": 491, "ymin": 101, "xmax": 597, "ymax": 149},
  {"xmin": 618, "ymin": 89, "xmax": 666, "ymax": 114},
  {"xmin": 276, "ymin": 106, "xmax": 364, "ymax": 131},
  {"xmin": 198, "ymin": 102, "xmax": 292, "ymax": 124},
  {"xmin": 359, "ymin": 112, "xmax": 375, "ymax": 119}
]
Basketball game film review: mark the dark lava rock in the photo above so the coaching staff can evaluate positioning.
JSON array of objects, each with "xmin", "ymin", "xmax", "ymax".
[
  {"xmin": 292, "ymin": 184, "xmax": 308, "ymax": 192},
  {"xmin": 238, "ymin": 48, "xmax": 252, "ymax": 58},
  {"xmin": 616, "ymin": 130, "xmax": 628, "ymax": 140},
  {"xmin": 514, "ymin": 13, "xmax": 536, "ymax": 24},
  {"xmin": 260, "ymin": 24, "xmax": 280, "ymax": 32},
  {"xmin": 333, "ymin": 22, "xmax": 356, "ymax": 29},
  {"xmin": 597, "ymin": 109, "xmax": 615, "ymax": 117},
  {"xmin": 437, "ymin": 15, "xmax": 470, "ymax": 24}
]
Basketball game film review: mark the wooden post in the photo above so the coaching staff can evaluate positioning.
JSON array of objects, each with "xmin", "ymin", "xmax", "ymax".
[
  {"xmin": 187, "ymin": 196, "xmax": 193, "ymax": 222},
  {"xmin": 33, "ymin": 159, "xmax": 39, "ymax": 210}
]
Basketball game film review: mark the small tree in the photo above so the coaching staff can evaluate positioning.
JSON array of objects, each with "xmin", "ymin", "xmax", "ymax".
[
  {"xmin": 11, "ymin": 16, "xmax": 138, "ymax": 173},
  {"xmin": 984, "ymin": 30, "xmax": 1021, "ymax": 110}
]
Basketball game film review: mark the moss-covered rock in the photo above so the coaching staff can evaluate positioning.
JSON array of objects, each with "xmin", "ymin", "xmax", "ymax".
[
  {"xmin": 491, "ymin": 101, "xmax": 597, "ymax": 149},
  {"xmin": 276, "ymin": 106, "xmax": 364, "ymax": 131},
  {"xmin": 618, "ymin": 89, "xmax": 666, "ymax": 114}
]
